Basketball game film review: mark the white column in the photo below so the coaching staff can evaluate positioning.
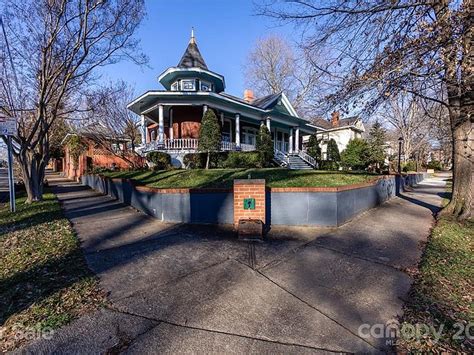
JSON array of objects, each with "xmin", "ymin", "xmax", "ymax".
[
  {"xmin": 158, "ymin": 105, "xmax": 164, "ymax": 144},
  {"xmin": 295, "ymin": 127, "xmax": 300, "ymax": 153},
  {"xmin": 235, "ymin": 113, "xmax": 240, "ymax": 147},
  {"xmin": 266, "ymin": 117, "xmax": 271, "ymax": 131},
  {"xmin": 220, "ymin": 112, "xmax": 224, "ymax": 126},
  {"xmin": 140, "ymin": 114, "xmax": 146, "ymax": 144},
  {"xmin": 203, "ymin": 105, "xmax": 208, "ymax": 115},
  {"xmin": 289, "ymin": 128, "xmax": 294, "ymax": 153},
  {"xmin": 169, "ymin": 108, "xmax": 174, "ymax": 140}
]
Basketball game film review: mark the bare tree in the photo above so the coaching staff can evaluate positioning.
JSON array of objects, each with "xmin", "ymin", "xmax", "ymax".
[
  {"xmin": 258, "ymin": 0, "xmax": 473, "ymax": 219},
  {"xmin": 380, "ymin": 95, "xmax": 436, "ymax": 162},
  {"xmin": 244, "ymin": 35, "xmax": 324, "ymax": 115},
  {"xmin": 0, "ymin": 0, "xmax": 146, "ymax": 202},
  {"xmin": 82, "ymin": 81, "xmax": 142, "ymax": 168}
]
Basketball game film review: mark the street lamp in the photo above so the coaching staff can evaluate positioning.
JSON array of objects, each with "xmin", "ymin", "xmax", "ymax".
[{"xmin": 398, "ymin": 137, "xmax": 404, "ymax": 174}]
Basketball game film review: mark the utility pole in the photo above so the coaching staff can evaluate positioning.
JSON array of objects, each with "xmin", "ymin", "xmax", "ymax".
[{"xmin": 6, "ymin": 135, "xmax": 15, "ymax": 212}]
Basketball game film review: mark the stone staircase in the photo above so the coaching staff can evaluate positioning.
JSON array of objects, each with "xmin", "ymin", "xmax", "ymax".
[{"xmin": 288, "ymin": 154, "xmax": 314, "ymax": 170}]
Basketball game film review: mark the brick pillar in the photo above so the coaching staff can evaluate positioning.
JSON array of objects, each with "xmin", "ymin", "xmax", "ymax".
[{"xmin": 233, "ymin": 179, "xmax": 266, "ymax": 228}]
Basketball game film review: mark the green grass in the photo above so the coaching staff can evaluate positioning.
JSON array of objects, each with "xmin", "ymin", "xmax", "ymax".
[
  {"xmin": 399, "ymin": 182, "xmax": 473, "ymax": 352},
  {"xmin": 0, "ymin": 192, "xmax": 106, "ymax": 351},
  {"xmin": 103, "ymin": 168, "xmax": 375, "ymax": 189}
]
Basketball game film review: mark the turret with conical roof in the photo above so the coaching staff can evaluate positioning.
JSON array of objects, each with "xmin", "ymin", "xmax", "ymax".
[{"xmin": 158, "ymin": 29, "xmax": 225, "ymax": 92}]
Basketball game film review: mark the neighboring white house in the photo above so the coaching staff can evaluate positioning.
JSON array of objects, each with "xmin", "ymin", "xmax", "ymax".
[{"xmin": 303, "ymin": 111, "xmax": 365, "ymax": 159}]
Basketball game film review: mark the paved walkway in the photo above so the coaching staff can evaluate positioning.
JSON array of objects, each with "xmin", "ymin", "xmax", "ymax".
[{"xmin": 19, "ymin": 173, "xmax": 448, "ymax": 354}]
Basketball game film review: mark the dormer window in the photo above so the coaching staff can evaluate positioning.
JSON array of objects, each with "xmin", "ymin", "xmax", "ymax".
[
  {"xmin": 181, "ymin": 79, "xmax": 195, "ymax": 91},
  {"xmin": 200, "ymin": 81, "xmax": 212, "ymax": 92}
]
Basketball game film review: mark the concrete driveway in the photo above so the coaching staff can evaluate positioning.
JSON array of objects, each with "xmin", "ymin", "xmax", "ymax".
[{"xmin": 20, "ymin": 173, "xmax": 448, "ymax": 354}]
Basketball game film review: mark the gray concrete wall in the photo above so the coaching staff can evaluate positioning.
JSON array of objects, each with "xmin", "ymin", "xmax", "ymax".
[
  {"xmin": 269, "ymin": 177, "xmax": 397, "ymax": 227},
  {"xmin": 81, "ymin": 175, "xmax": 234, "ymax": 224},
  {"xmin": 82, "ymin": 173, "xmax": 423, "ymax": 227}
]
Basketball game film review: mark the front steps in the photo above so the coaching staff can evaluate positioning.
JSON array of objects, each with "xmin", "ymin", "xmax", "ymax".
[{"xmin": 288, "ymin": 154, "xmax": 314, "ymax": 170}]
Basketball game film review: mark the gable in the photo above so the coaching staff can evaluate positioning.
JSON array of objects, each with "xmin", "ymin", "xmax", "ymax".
[{"xmin": 267, "ymin": 93, "xmax": 299, "ymax": 118}]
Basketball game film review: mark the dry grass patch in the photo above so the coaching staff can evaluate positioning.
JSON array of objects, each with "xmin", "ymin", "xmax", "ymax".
[{"xmin": 0, "ymin": 192, "xmax": 106, "ymax": 351}]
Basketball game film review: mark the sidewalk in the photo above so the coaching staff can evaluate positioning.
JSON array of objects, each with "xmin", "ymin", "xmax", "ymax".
[{"xmin": 18, "ymin": 173, "xmax": 447, "ymax": 353}]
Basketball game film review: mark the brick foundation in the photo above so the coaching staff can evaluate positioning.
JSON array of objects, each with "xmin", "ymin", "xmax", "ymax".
[{"xmin": 233, "ymin": 179, "xmax": 266, "ymax": 228}]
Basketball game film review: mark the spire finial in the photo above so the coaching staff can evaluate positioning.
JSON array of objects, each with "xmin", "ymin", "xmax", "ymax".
[{"xmin": 190, "ymin": 27, "xmax": 195, "ymax": 44}]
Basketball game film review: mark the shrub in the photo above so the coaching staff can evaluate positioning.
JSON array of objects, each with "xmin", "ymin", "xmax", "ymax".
[
  {"xmin": 340, "ymin": 138, "xmax": 370, "ymax": 170},
  {"xmin": 222, "ymin": 151, "xmax": 261, "ymax": 168},
  {"xmin": 320, "ymin": 160, "xmax": 340, "ymax": 171},
  {"xmin": 426, "ymin": 160, "xmax": 443, "ymax": 171},
  {"xmin": 402, "ymin": 160, "xmax": 417, "ymax": 172},
  {"xmin": 146, "ymin": 152, "xmax": 171, "ymax": 170},
  {"xmin": 183, "ymin": 152, "xmax": 228, "ymax": 169},
  {"xmin": 255, "ymin": 124, "xmax": 274, "ymax": 167}
]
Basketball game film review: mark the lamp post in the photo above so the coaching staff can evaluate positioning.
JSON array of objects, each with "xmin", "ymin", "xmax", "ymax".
[{"xmin": 398, "ymin": 137, "xmax": 404, "ymax": 174}]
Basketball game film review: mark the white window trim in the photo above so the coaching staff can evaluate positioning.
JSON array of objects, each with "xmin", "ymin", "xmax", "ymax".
[
  {"xmin": 242, "ymin": 127, "xmax": 258, "ymax": 145},
  {"xmin": 181, "ymin": 79, "xmax": 196, "ymax": 91},
  {"xmin": 221, "ymin": 118, "xmax": 233, "ymax": 142}
]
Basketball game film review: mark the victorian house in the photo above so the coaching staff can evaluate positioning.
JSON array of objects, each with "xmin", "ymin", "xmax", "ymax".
[{"xmin": 127, "ymin": 31, "xmax": 317, "ymax": 168}]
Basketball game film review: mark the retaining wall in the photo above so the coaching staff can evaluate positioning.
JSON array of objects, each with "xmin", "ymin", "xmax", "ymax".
[
  {"xmin": 81, "ymin": 174, "xmax": 234, "ymax": 224},
  {"xmin": 81, "ymin": 172, "xmax": 426, "ymax": 227}
]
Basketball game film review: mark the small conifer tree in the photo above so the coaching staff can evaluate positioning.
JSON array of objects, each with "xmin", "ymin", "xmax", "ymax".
[
  {"xmin": 256, "ymin": 124, "xmax": 274, "ymax": 167},
  {"xmin": 198, "ymin": 109, "xmax": 221, "ymax": 169}
]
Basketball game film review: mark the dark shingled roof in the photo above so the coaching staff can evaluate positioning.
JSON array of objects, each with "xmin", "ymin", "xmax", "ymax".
[
  {"xmin": 177, "ymin": 40, "xmax": 208, "ymax": 70},
  {"xmin": 250, "ymin": 93, "xmax": 282, "ymax": 110},
  {"xmin": 218, "ymin": 92, "xmax": 283, "ymax": 110}
]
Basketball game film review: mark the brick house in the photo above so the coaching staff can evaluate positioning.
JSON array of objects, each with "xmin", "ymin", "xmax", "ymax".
[
  {"xmin": 127, "ymin": 30, "xmax": 319, "ymax": 169},
  {"xmin": 62, "ymin": 132, "xmax": 144, "ymax": 180}
]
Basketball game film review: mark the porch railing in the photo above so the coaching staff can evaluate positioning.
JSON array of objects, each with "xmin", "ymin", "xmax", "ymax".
[
  {"xmin": 141, "ymin": 139, "xmax": 256, "ymax": 153},
  {"xmin": 297, "ymin": 150, "xmax": 317, "ymax": 168},
  {"xmin": 274, "ymin": 149, "xmax": 289, "ymax": 167},
  {"xmin": 221, "ymin": 141, "xmax": 236, "ymax": 151},
  {"xmin": 240, "ymin": 143, "xmax": 256, "ymax": 152}
]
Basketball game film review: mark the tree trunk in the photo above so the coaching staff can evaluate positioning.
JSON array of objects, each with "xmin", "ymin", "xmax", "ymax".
[
  {"xmin": 443, "ymin": 116, "xmax": 473, "ymax": 219},
  {"xmin": 205, "ymin": 151, "xmax": 210, "ymax": 170},
  {"xmin": 19, "ymin": 150, "xmax": 47, "ymax": 203}
]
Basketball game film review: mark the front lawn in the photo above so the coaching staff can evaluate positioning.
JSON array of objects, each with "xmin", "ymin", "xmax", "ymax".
[
  {"xmin": 102, "ymin": 168, "xmax": 375, "ymax": 189},
  {"xmin": 0, "ymin": 192, "xmax": 106, "ymax": 351}
]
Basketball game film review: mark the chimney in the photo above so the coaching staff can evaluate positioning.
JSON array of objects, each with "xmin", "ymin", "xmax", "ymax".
[
  {"xmin": 331, "ymin": 111, "xmax": 340, "ymax": 127},
  {"xmin": 243, "ymin": 89, "xmax": 255, "ymax": 103}
]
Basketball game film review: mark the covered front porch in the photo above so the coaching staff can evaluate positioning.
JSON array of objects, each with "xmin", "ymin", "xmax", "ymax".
[{"xmin": 139, "ymin": 103, "xmax": 306, "ymax": 155}]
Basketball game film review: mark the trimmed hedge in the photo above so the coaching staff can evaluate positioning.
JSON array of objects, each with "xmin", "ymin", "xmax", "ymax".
[
  {"xmin": 320, "ymin": 160, "xmax": 339, "ymax": 171},
  {"xmin": 222, "ymin": 151, "xmax": 261, "ymax": 169},
  {"xmin": 183, "ymin": 151, "xmax": 263, "ymax": 169},
  {"xmin": 146, "ymin": 152, "xmax": 171, "ymax": 170},
  {"xmin": 183, "ymin": 152, "xmax": 229, "ymax": 169}
]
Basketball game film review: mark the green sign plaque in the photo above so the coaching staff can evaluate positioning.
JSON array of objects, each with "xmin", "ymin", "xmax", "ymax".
[{"xmin": 243, "ymin": 198, "xmax": 255, "ymax": 210}]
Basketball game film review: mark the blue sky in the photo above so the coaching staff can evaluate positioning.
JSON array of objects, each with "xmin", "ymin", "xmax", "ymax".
[{"xmin": 99, "ymin": 0, "xmax": 293, "ymax": 98}]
